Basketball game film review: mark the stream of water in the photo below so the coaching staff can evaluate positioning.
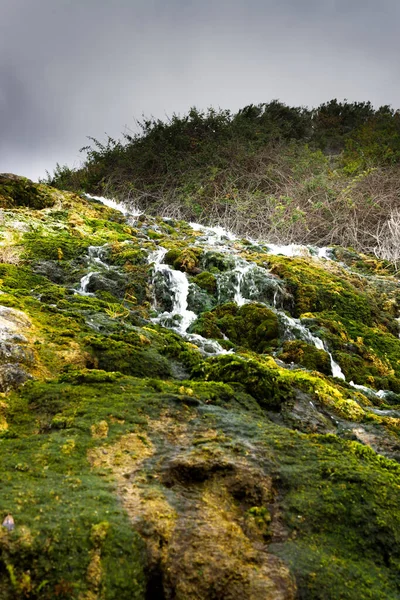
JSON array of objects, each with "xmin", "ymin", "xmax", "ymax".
[{"xmin": 80, "ymin": 197, "xmax": 397, "ymax": 398}]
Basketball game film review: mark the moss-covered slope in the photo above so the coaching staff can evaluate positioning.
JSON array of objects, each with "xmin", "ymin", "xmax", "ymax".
[{"xmin": 0, "ymin": 176, "xmax": 400, "ymax": 599}]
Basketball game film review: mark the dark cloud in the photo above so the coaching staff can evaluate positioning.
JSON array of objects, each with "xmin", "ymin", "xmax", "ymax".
[{"xmin": 1, "ymin": 0, "xmax": 400, "ymax": 180}]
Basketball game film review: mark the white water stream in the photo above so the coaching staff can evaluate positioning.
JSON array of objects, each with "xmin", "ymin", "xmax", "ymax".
[
  {"xmin": 77, "ymin": 195, "xmax": 141, "ymax": 295},
  {"xmin": 148, "ymin": 248, "xmax": 197, "ymax": 334},
  {"xmin": 148, "ymin": 248, "xmax": 230, "ymax": 355},
  {"xmin": 76, "ymin": 245, "xmax": 111, "ymax": 295},
  {"xmin": 146, "ymin": 223, "xmax": 348, "ymax": 376},
  {"xmin": 73, "ymin": 208, "xmax": 394, "ymax": 398},
  {"xmin": 84, "ymin": 194, "xmax": 142, "ymax": 218},
  {"xmin": 187, "ymin": 222, "xmax": 345, "ymax": 378},
  {"xmin": 269, "ymin": 309, "xmax": 346, "ymax": 380}
]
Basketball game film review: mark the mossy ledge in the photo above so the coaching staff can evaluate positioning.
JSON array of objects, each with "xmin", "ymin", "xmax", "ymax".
[{"xmin": 0, "ymin": 176, "xmax": 400, "ymax": 599}]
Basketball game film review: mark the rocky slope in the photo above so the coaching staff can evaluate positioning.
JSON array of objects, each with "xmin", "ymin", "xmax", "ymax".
[{"xmin": 0, "ymin": 174, "xmax": 400, "ymax": 599}]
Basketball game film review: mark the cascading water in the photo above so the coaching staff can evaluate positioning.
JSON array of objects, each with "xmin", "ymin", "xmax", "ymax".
[
  {"xmin": 76, "ymin": 245, "xmax": 113, "ymax": 296},
  {"xmin": 278, "ymin": 313, "xmax": 346, "ymax": 380},
  {"xmin": 133, "ymin": 219, "xmax": 389, "ymax": 396},
  {"xmin": 264, "ymin": 243, "xmax": 332, "ymax": 260},
  {"xmin": 191, "ymin": 223, "xmax": 345, "ymax": 379},
  {"xmin": 148, "ymin": 248, "xmax": 230, "ymax": 355},
  {"xmin": 149, "ymin": 248, "xmax": 197, "ymax": 334},
  {"xmin": 78, "ymin": 272, "xmax": 94, "ymax": 295},
  {"xmin": 84, "ymin": 193, "xmax": 142, "ymax": 219},
  {"xmin": 189, "ymin": 222, "xmax": 237, "ymax": 246},
  {"xmin": 147, "ymin": 222, "xmax": 347, "ymax": 371},
  {"xmin": 147, "ymin": 237, "xmax": 346, "ymax": 372},
  {"xmin": 233, "ymin": 263, "xmax": 253, "ymax": 307}
]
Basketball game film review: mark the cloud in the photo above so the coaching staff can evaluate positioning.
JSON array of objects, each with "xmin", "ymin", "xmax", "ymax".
[{"xmin": 1, "ymin": 0, "xmax": 399, "ymax": 180}]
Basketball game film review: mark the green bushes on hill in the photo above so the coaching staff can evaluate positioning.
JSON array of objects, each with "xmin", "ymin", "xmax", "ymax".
[{"xmin": 44, "ymin": 99, "xmax": 400, "ymax": 262}]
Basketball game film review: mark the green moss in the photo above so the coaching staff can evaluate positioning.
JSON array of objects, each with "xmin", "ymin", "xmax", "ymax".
[
  {"xmin": 109, "ymin": 243, "xmax": 147, "ymax": 266},
  {"xmin": 201, "ymin": 250, "xmax": 235, "ymax": 273},
  {"xmin": 191, "ymin": 302, "xmax": 279, "ymax": 353},
  {"xmin": 0, "ymin": 176, "xmax": 56, "ymax": 210},
  {"xmin": 267, "ymin": 256, "xmax": 373, "ymax": 323},
  {"xmin": 59, "ymin": 368, "xmax": 124, "ymax": 385},
  {"xmin": 164, "ymin": 246, "xmax": 202, "ymax": 273},
  {"xmin": 193, "ymin": 354, "xmax": 293, "ymax": 409},
  {"xmin": 84, "ymin": 334, "xmax": 173, "ymax": 379},
  {"xmin": 0, "ymin": 265, "xmax": 51, "ymax": 294},
  {"xmin": 143, "ymin": 326, "xmax": 204, "ymax": 372},
  {"xmin": 278, "ymin": 340, "xmax": 331, "ymax": 375},
  {"xmin": 190, "ymin": 312, "xmax": 224, "ymax": 340},
  {"xmin": 0, "ymin": 377, "xmax": 149, "ymax": 599},
  {"xmin": 22, "ymin": 232, "xmax": 89, "ymax": 261},
  {"xmin": 303, "ymin": 312, "xmax": 400, "ymax": 391},
  {"xmin": 192, "ymin": 271, "xmax": 217, "ymax": 295}
]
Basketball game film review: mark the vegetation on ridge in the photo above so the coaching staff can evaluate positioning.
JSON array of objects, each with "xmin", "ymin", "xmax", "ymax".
[{"xmin": 44, "ymin": 100, "xmax": 400, "ymax": 263}]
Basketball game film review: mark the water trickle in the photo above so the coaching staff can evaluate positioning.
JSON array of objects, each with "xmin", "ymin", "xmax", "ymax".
[
  {"xmin": 349, "ymin": 381, "xmax": 394, "ymax": 401},
  {"xmin": 368, "ymin": 406, "xmax": 400, "ymax": 417},
  {"xmin": 87, "ymin": 245, "xmax": 110, "ymax": 269},
  {"xmin": 76, "ymin": 245, "xmax": 111, "ymax": 296},
  {"xmin": 279, "ymin": 313, "xmax": 345, "ymax": 380},
  {"xmin": 78, "ymin": 272, "xmax": 95, "ymax": 295},
  {"xmin": 190, "ymin": 222, "xmax": 237, "ymax": 246},
  {"xmin": 84, "ymin": 194, "xmax": 142, "ymax": 220},
  {"xmin": 148, "ymin": 248, "xmax": 197, "ymax": 334},
  {"xmin": 185, "ymin": 333, "xmax": 232, "ymax": 356},
  {"xmin": 148, "ymin": 248, "xmax": 230, "ymax": 354},
  {"xmin": 233, "ymin": 263, "xmax": 253, "ymax": 306},
  {"xmin": 264, "ymin": 243, "xmax": 332, "ymax": 260}
]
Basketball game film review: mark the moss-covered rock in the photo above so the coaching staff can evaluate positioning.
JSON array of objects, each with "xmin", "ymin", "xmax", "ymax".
[
  {"xmin": 192, "ymin": 270, "xmax": 217, "ymax": 295},
  {"xmin": 191, "ymin": 302, "xmax": 279, "ymax": 353},
  {"xmin": 193, "ymin": 353, "xmax": 293, "ymax": 409},
  {"xmin": 278, "ymin": 340, "xmax": 331, "ymax": 375},
  {"xmin": 84, "ymin": 334, "xmax": 173, "ymax": 378},
  {"xmin": 0, "ymin": 174, "xmax": 56, "ymax": 210},
  {"xmin": 164, "ymin": 246, "xmax": 202, "ymax": 273},
  {"xmin": 267, "ymin": 255, "xmax": 374, "ymax": 323}
]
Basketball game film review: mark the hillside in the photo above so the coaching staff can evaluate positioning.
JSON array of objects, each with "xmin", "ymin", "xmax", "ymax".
[
  {"xmin": 45, "ymin": 100, "xmax": 400, "ymax": 262},
  {"xmin": 0, "ymin": 173, "xmax": 400, "ymax": 598}
]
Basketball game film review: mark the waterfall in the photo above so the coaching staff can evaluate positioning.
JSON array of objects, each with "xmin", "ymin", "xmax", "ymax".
[
  {"xmin": 148, "ymin": 248, "xmax": 230, "ymax": 355},
  {"xmin": 264, "ymin": 243, "xmax": 332, "ymax": 260},
  {"xmin": 279, "ymin": 313, "xmax": 346, "ymax": 380},
  {"xmin": 148, "ymin": 248, "xmax": 197, "ymax": 334},
  {"xmin": 189, "ymin": 222, "xmax": 237, "ymax": 246},
  {"xmin": 76, "ymin": 245, "xmax": 111, "ymax": 296},
  {"xmin": 233, "ymin": 263, "xmax": 253, "ymax": 306},
  {"xmin": 84, "ymin": 193, "xmax": 142, "ymax": 221}
]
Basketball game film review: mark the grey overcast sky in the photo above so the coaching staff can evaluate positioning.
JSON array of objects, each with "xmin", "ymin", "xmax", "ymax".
[{"xmin": 1, "ymin": 0, "xmax": 399, "ymax": 181}]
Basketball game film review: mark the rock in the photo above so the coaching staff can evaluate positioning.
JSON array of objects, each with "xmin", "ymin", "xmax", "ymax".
[
  {"xmin": 0, "ymin": 173, "xmax": 56, "ymax": 209},
  {"xmin": 0, "ymin": 307, "xmax": 34, "ymax": 380},
  {"xmin": 187, "ymin": 283, "xmax": 216, "ymax": 314},
  {"xmin": 0, "ymin": 341, "xmax": 34, "ymax": 365},
  {"xmin": 85, "ymin": 271, "xmax": 128, "ymax": 297},
  {"xmin": 0, "ymin": 173, "xmax": 29, "ymax": 183},
  {"xmin": 0, "ymin": 306, "xmax": 31, "ymax": 335},
  {"xmin": 33, "ymin": 260, "xmax": 66, "ymax": 284},
  {"xmin": 0, "ymin": 364, "xmax": 32, "ymax": 392},
  {"xmin": 2, "ymin": 514, "xmax": 15, "ymax": 531}
]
